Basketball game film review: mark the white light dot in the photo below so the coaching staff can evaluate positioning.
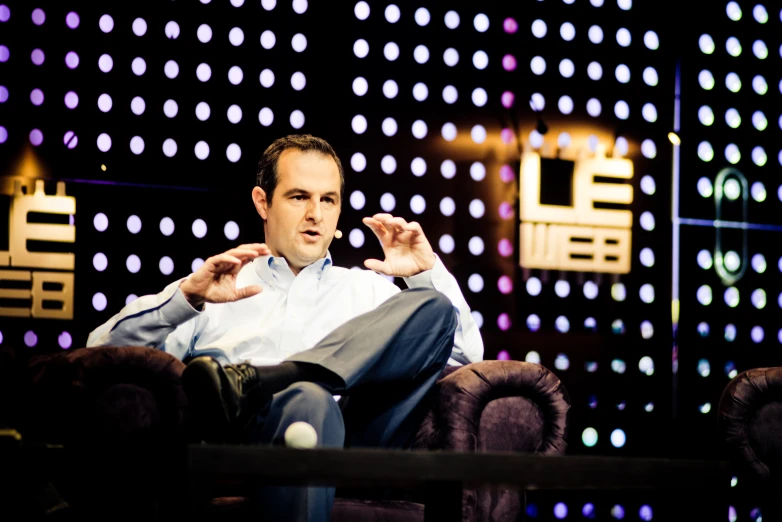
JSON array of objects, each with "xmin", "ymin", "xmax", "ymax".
[
  {"xmin": 290, "ymin": 110, "xmax": 305, "ymax": 129},
  {"xmin": 126, "ymin": 254, "xmax": 141, "ymax": 274},
  {"xmin": 383, "ymin": 42, "xmax": 399, "ymax": 61},
  {"xmin": 586, "ymin": 98, "xmax": 602, "ymax": 117},
  {"xmin": 468, "ymin": 274, "xmax": 484, "ymax": 293},
  {"xmin": 93, "ymin": 252, "xmax": 108, "ymax": 272},
  {"xmin": 618, "ymin": 0, "xmax": 632, "ymax": 10},
  {"xmin": 163, "ymin": 99, "xmax": 178, "ymax": 118},
  {"xmin": 131, "ymin": 57, "xmax": 147, "ymax": 76},
  {"xmin": 132, "ymin": 18, "xmax": 148, "ymax": 37},
  {"xmin": 530, "ymin": 56, "xmax": 546, "ymax": 75},
  {"xmin": 292, "ymin": 0, "xmax": 307, "ymax": 14},
  {"xmin": 383, "ymin": 80, "xmax": 398, "ymax": 99},
  {"xmin": 229, "ymin": 66, "xmax": 244, "ymax": 85},
  {"xmin": 469, "ymin": 199, "xmax": 485, "ymax": 218},
  {"xmin": 349, "ymin": 229, "xmax": 364, "ymax": 248},
  {"xmin": 191, "ymin": 258, "xmax": 204, "ymax": 273},
  {"xmin": 159, "ymin": 256, "xmax": 174, "ymax": 276},
  {"xmin": 640, "ymin": 248, "xmax": 655, "ymax": 267},
  {"xmin": 560, "ymin": 22, "xmax": 575, "ymax": 41},
  {"xmin": 441, "ymin": 160, "xmax": 456, "ymax": 179},
  {"xmin": 411, "ymin": 157, "xmax": 427, "ymax": 177},
  {"xmin": 162, "ymin": 138, "xmax": 177, "ymax": 157},
  {"xmin": 97, "ymin": 133, "xmax": 112, "ymax": 152},
  {"xmin": 98, "ymin": 93, "xmax": 113, "ymax": 113},
  {"xmin": 470, "ymin": 162, "xmax": 486, "ymax": 181},
  {"xmin": 644, "ymin": 31, "xmax": 659, "ymax": 50},
  {"xmin": 555, "ymin": 280, "xmax": 570, "ymax": 298},
  {"xmin": 473, "ymin": 13, "xmax": 489, "ymax": 32},
  {"xmin": 381, "ymin": 155, "xmax": 396, "ymax": 174},
  {"xmin": 224, "ymin": 221, "xmax": 239, "ymax": 240},
  {"xmin": 472, "ymin": 50, "xmax": 488, "ymax": 70},
  {"xmin": 259, "ymin": 69, "xmax": 275, "ymax": 88},
  {"xmin": 440, "ymin": 197, "xmax": 455, "ymax": 217},
  {"xmin": 351, "ymin": 114, "xmax": 367, "ymax": 134},
  {"xmin": 410, "ymin": 195, "xmax": 426, "ymax": 214},
  {"xmin": 558, "ymin": 95, "xmax": 574, "ymax": 114},
  {"xmin": 380, "ymin": 193, "xmax": 396, "ymax": 212},
  {"xmin": 641, "ymin": 139, "xmax": 657, "ymax": 158},
  {"xmin": 559, "ymin": 59, "xmax": 575, "ymax": 78},
  {"xmin": 615, "ymin": 64, "xmax": 630, "ymax": 83},
  {"xmin": 385, "ymin": 4, "xmax": 400, "ymax": 23},
  {"xmin": 611, "ymin": 429, "xmax": 626, "ymax": 448},
  {"xmin": 443, "ymin": 48, "xmax": 459, "ymax": 67},
  {"xmin": 468, "ymin": 237, "xmax": 484, "ymax": 255},
  {"xmin": 415, "ymin": 45, "xmax": 430, "ymax": 64},
  {"xmin": 130, "ymin": 136, "xmax": 145, "ymax": 155},
  {"xmin": 472, "ymin": 88, "xmax": 487, "ymax": 107},
  {"xmin": 191, "ymin": 219, "xmax": 207, "ymax": 239},
  {"xmin": 587, "ymin": 61, "xmax": 602, "ymax": 80},
  {"xmin": 165, "ymin": 21, "xmax": 180, "ymax": 39},
  {"xmin": 195, "ymin": 101, "xmax": 211, "ymax": 121},
  {"xmin": 194, "ymin": 140, "xmax": 210, "ymax": 160},
  {"xmin": 381, "ymin": 117, "xmax": 398, "ymax": 137},
  {"xmin": 439, "ymin": 234, "xmax": 455, "ymax": 254},
  {"xmin": 290, "ymin": 71, "xmax": 306, "ymax": 91},
  {"xmin": 227, "ymin": 105, "xmax": 242, "ymax": 124},
  {"xmin": 413, "ymin": 82, "xmax": 429, "ymax": 101},
  {"xmin": 640, "ymin": 211, "xmax": 655, "ymax": 231},
  {"xmin": 415, "ymin": 7, "xmax": 430, "ymax": 26},
  {"xmin": 444, "ymin": 11, "xmax": 460, "ymax": 29},
  {"xmin": 127, "ymin": 215, "xmax": 142, "ymax": 234},
  {"xmin": 160, "ymin": 217, "xmax": 175, "ymax": 236},
  {"xmin": 588, "ymin": 25, "xmax": 604, "ymax": 44},
  {"xmin": 442, "ymin": 85, "xmax": 458, "ymax": 104},
  {"xmin": 350, "ymin": 152, "xmax": 366, "ymax": 172},
  {"xmin": 614, "ymin": 100, "xmax": 629, "ymax": 120},
  {"xmin": 93, "ymin": 213, "xmax": 109, "ymax": 232},
  {"xmin": 259, "ymin": 107, "xmax": 274, "ymax": 126},
  {"xmin": 527, "ymin": 277, "xmax": 542, "ymax": 296},
  {"xmin": 229, "ymin": 27, "xmax": 245, "ymax": 46},
  {"xmin": 349, "ymin": 190, "xmax": 365, "ymax": 210},
  {"xmin": 226, "ymin": 143, "xmax": 241, "ymax": 163},
  {"xmin": 643, "ymin": 67, "xmax": 659, "ymax": 86},
  {"xmin": 354, "ymin": 1, "xmax": 370, "ymax": 20},
  {"xmin": 197, "ymin": 24, "xmax": 212, "ymax": 43},
  {"xmin": 412, "ymin": 120, "xmax": 427, "ymax": 139},
  {"xmin": 164, "ymin": 60, "xmax": 179, "ymax": 79},
  {"xmin": 93, "ymin": 293, "xmax": 107, "ymax": 312},
  {"xmin": 261, "ymin": 30, "xmax": 276, "ymax": 49},
  {"xmin": 441, "ymin": 122, "xmax": 457, "ymax": 142},
  {"xmin": 531, "ymin": 20, "xmax": 547, "ymax": 38},
  {"xmin": 196, "ymin": 63, "xmax": 211, "ymax": 82},
  {"xmin": 98, "ymin": 54, "xmax": 113, "ymax": 73},
  {"xmin": 471, "ymin": 125, "xmax": 486, "ymax": 144},
  {"xmin": 352, "ymin": 77, "xmax": 368, "ymax": 96},
  {"xmin": 584, "ymin": 281, "xmax": 598, "ymax": 299},
  {"xmin": 99, "ymin": 14, "xmax": 114, "ymax": 33}
]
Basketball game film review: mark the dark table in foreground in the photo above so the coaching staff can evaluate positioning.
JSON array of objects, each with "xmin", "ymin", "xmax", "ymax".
[{"xmin": 188, "ymin": 445, "xmax": 730, "ymax": 520}]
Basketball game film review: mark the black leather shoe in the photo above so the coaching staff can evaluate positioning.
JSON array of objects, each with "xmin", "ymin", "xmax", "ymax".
[{"xmin": 182, "ymin": 357, "xmax": 270, "ymax": 443}]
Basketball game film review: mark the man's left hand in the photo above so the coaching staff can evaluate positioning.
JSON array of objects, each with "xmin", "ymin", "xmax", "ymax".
[{"xmin": 362, "ymin": 213, "xmax": 436, "ymax": 277}]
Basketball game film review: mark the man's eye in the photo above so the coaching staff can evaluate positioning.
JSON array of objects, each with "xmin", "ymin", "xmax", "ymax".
[
  {"xmin": 292, "ymin": 195, "xmax": 305, "ymax": 200},
  {"xmin": 324, "ymin": 198, "xmax": 334, "ymax": 203}
]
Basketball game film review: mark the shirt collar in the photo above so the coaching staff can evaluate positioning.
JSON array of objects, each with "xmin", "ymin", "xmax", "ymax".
[{"xmin": 255, "ymin": 250, "xmax": 333, "ymax": 289}]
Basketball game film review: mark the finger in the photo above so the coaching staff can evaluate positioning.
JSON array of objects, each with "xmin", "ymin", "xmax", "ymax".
[
  {"xmin": 362, "ymin": 217, "xmax": 390, "ymax": 238},
  {"xmin": 405, "ymin": 221, "xmax": 424, "ymax": 234},
  {"xmin": 371, "ymin": 213, "xmax": 394, "ymax": 223},
  {"xmin": 235, "ymin": 285, "xmax": 263, "ymax": 300},
  {"xmin": 236, "ymin": 243, "xmax": 271, "ymax": 254},
  {"xmin": 386, "ymin": 217, "xmax": 408, "ymax": 233},
  {"xmin": 225, "ymin": 248, "xmax": 264, "ymax": 261},
  {"xmin": 206, "ymin": 254, "xmax": 242, "ymax": 272},
  {"xmin": 363, "ymin": 258, "xmax": 389, "ymax": 274}
]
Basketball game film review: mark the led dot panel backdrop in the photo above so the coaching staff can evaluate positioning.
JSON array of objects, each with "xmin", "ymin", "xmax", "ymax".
[{"xmin": 1, "ymin": 0, "xmax": 781, "ymax": 518}]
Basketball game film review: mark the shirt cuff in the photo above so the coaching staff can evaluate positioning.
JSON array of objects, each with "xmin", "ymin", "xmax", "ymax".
[
  {"xmin": 160, "ymin": 279, "xmax": 205, "ymax": 325},
  {"xmin": 403, "ymin": 254, "xmax": 445, "ymax": 289}
]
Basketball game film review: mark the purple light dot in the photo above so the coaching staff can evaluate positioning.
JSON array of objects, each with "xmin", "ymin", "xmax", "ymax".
[
  {"xmin": 0, "ymin": 45, "xmax": 8, "ymax": 62},
  {"xmin": 65, "ymin": 12, "xmax": 80, "ymax": 29},
  {"xmin": 497, "ymin": 350, "xmax": 510, "ymax": 360},
  {"xmin": 58, "ymin": 331, "xmax": 72, "ymax": 349},
  {"xmin": 502, "ymin": 54, "xmax": 517, "ymax": 71},
  {"xmin": 30, "ymin": 88, "xmax": 44, "ymax": 106},
  {"xmin": 498, "ymin": 238, "xmax": 513, "ymax": 257},
  {"xmin": 31, "ymin": 48, "xmax": 44, "ymax": 65},
  {"xmin": 582, "ymin": 503, "xmax": 596, "ymax": 517},
  {"xmin": 64, "ymin": 91, "xmax": 78, "ymax": 108},
  {"xmin": 553, "ymin": 502, "xmax": 568, "ymax": 519},
  {"xmin": 501, "ymin": 128, "xmax": 514, "ymax": 144},
  {"xmin": 499, "ymin": 164, "xmax": 515, "ymax": 183},
  {"xmin": 0, "ymin": 126, "xmax": 7, "ymax": 143},
  {"xmin": 31, "ymin": 8, "xmax": 45, "ymax": 25},
  {"xmin": 639, "ymin": 505, "xmax": 653, "ymax": 521},
  {"xmin": 0, "ymin": 330, "xmax": 3, "ymax": 343},
  {"xmin": 29, "ymin": 128, "xmax": 43, "ymax": 146},
  {"xmin": 65, "ymin": 51, "xmax": 79, "ymax": 69},
  {"xmin": 498, "ymin": 201, "xmax": 514, "ymax": 220},
  {"xmin": 498, "ymin": 313, "xmax": 511, "ymax": 331},
  {"xmin": 0, "ymin": 5, "xmax": 9, "ymax": 23},
  {"xmin": 24, "ymin": 330, "xmax": 38, "ymax": 347},
  {"xmin": 498, "ymin": 275, "xmax": 513, "ymax": 294},
  {"xmin": 503, "ymin": 17, "xmax": 518, "ymax": 34},
  {"xmin": 501, "ymin": 90, "xmax": 515, "ymax": 108},
  {"xmin": 63, "ymin": 130, "xmax": 78, "ymax": 149},
  {"xmin": 0, "ymin": 85, "xmax": 7, "ymax": 103}
]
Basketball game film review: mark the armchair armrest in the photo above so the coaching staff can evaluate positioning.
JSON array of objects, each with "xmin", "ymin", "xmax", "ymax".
[
  {"xmin": 414, "ymin": 360, "xmax": 570, "ymax": 455},
  {"xmin": 718, "ymin": 367, "xmax": 782, "ymax": 481}
]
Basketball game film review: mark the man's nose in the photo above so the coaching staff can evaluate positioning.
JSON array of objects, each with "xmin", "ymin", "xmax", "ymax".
[{"xmin": 306, "ymin": 200, "xmax": 322, "ymax": 222}]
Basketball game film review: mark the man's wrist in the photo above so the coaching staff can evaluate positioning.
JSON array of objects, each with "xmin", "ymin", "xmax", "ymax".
[{"xmin": 179, "ymin": 281, "xmax": 205, "ymax": 309}]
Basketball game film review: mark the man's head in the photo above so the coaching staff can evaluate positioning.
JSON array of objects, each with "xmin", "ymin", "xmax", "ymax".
[{"xmin": 252, "ymin": 135, "xmax": 344, "ymax": 275}]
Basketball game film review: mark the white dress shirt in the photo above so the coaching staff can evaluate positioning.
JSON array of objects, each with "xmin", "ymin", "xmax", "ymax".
[{"xmin": 86, "ymin": 252, "xmax": 484, "ymax": 367}]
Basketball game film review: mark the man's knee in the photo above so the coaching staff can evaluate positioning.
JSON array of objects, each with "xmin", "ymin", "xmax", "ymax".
[
  {"xmin": 281, "ymin": 382, "xmax": 345, "ymax": 446},
  {"xmin": 404, "ymin": 288, "xmax": 456, "ymax": 328}
]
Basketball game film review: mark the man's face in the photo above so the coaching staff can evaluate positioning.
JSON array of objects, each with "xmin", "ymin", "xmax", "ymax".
[{"xmin": 253, "ymin": 149, "xmax": 341, "ymax": 274}]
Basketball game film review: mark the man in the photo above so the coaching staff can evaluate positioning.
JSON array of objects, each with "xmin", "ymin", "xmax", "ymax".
[{"xmin": 87, "ymin": 134, "xmax": 483, "ymax": 521}]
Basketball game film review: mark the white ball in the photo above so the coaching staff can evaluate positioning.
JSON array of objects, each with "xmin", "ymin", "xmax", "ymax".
[{"xmin": 284, "ymin": 421, "xmax": 318, "ymax": 449}]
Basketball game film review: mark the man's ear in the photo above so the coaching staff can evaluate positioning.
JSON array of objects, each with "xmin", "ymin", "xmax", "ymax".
[{"xmin": 252, "ymin": 186, "xmax": 269, "ymax": 221}]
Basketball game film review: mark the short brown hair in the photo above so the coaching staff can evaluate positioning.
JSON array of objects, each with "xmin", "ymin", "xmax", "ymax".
[{"xmin": 256, "ymin": 134, "xmax": 345, "ymax": 206}]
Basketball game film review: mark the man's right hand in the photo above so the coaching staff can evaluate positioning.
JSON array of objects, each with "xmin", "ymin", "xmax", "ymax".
[{"xmin": 179, "ymin": 243, "xmax": 271, "ymax": 309}]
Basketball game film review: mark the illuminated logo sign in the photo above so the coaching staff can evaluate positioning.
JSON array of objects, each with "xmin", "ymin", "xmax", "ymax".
[
  {"xmin": 0, "ymin": 180, "xmax": 75, "ymax": 319},
  {"xmin": 519, "ymin": 149, "xmax": 634, "ymax": 274}
]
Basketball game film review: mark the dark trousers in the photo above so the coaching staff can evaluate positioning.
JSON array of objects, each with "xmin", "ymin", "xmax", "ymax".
[{"xmin": 250, "ymin": 288, "xmax": 457, "ymax": 522}]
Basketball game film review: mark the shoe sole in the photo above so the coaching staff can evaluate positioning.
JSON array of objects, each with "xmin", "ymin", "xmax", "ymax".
[{"xmin": 182, "ymin": 358, "xmax": 231, "ymax": 443}]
